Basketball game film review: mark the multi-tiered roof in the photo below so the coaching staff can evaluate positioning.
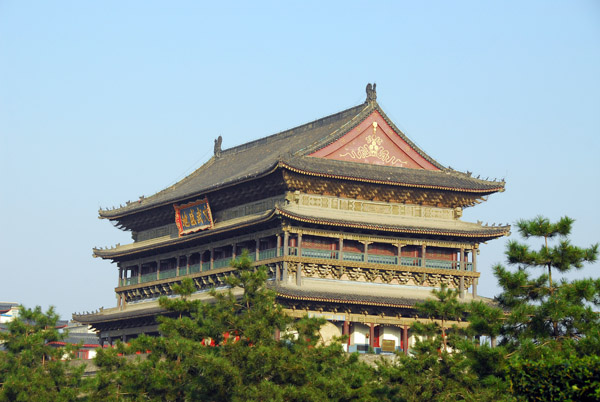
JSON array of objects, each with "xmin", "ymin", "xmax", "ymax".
[{"xmin": 94, "ymin": 88, "xmax": 508, "ymax": 260}]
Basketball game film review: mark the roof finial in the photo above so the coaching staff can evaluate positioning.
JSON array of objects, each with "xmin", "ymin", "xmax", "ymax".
[
  {"xmin": 365, "ymin": 82, "xmax": 377, "ymax": 103},
  {"xmin": 214, "ymin": 135, "xmax": 223, "ymax": 158}
]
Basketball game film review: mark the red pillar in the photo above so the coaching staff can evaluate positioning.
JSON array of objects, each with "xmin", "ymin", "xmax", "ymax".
[
  {"xmin": 369, "ymin": 323, "xmax": 375, "ymax": 348},
  {"xmin": 402, "ymin": 325, "xmax": 409, "ymax": 355},
  {"xmin": 343, "ymin": 321, "xmax": 350, "ymax": 345}
]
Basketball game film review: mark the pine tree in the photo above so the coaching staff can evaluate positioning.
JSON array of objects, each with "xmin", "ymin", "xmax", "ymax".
[
  {"xmin": 494, "ymin": 216, "xmax": 600, "ymax": 401},
  {"xmin": 0, "ymin": 306, "xmax": 85, "ymax": 402},
  {"xmin": 496, "ymin": 215, "xmax": 599, "ymax": 346},
  {"xmin": 411, "ymin": 285, "xmax": 464, "ymax": 352},
  {"xmin": 375, "ymin": 285, "xmax": 511, "ymax": 401},
  {"xmin": 91, "ymin": 253, "xmax": 375, "ymax": 401}
]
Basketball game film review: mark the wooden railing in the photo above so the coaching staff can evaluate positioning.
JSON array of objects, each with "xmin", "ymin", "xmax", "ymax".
[{"xmin": 124, "ymin": 247, "xmax": 471, "ymax": 287}]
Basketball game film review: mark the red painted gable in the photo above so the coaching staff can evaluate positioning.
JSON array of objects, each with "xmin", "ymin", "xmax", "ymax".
[{"xmin": 309, "ymin": 111, "xmax": 439, "ymax": 171}]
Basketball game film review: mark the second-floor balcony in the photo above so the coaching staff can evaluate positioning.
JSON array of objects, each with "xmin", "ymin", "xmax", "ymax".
[{"xmin": 120, "ymin": 246, "xmax": 472, "ymax": 288}]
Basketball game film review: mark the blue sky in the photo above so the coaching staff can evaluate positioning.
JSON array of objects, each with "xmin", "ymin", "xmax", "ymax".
[{"xmin": 1, "ymin": 1, "xmax": 599, "ymax": 319}]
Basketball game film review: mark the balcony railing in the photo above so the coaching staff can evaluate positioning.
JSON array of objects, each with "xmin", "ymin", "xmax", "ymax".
[
  {"xmin": 259, "ymin": 247, "xmax": 278, "ymax": 260},
  {"xmin": 126, "ymin": 247, "xmax": 474, "ymax": 286},
  {"xmin": 301, "ymin": 248, "xmax": 339, "ymax": 259},
  {"xmin": 212, "ymin": 258, "xmax": 231, "ymax": 269},
  {"xmin": 343, "ymin": 251, "xmax": 364, "ymax": 262},
  {"xmin": 400, "ymin": 257, "xmax": 422, "ymax": 267},
  {"xmin": 121, "ymin": 277, "xmax": 138, "ymax": 286},
  {"xmin": 424, "ymin": 259, "xmax": 453, "ymax": 270},
  {"xmin": 140, "ymin": 272, "xmax": 157, "ymax": 283},
  {"xmin": 368, "ymin": 255, "xmax": 397, "ymax": 265},
  {"xmin": 189, "ymin": 263, "xmax": 201, "ymax": 274},
  {"xmin": 159, "ymin": 269, "xmax": 177, "ymax": 280}
]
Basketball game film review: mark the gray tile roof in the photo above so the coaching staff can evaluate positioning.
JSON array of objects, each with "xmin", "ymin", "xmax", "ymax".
[
  {"xmin": 277, "ymin": 208, "xmax": 511, "ymax": 239},
  {"xmin": 99, "ymin": 99, "xmax": 504, "ymax": 220},
  {"xmin": 273, "ymin": 283, "xmax": 497, "ymax": 309},
  {"xmin": 274, "ymin": 285, "xmax": 424, "ymax": 308},
  {"xmin": 73, "ymin": 307, "xmax": 167, "ymax": 324}
]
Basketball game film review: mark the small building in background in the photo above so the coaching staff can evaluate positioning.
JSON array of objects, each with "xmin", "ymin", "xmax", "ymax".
[
  {"xmin": 0, "ymin": 302, "xmax": 20, "ymax": 324},
  {"xmin": 48, "ymin": 322, "xmax": 101, "ymax": 360}
]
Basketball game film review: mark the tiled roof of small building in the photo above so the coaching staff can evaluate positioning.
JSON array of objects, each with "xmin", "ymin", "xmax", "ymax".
[{"xmin": 99, "ymin": 96, "xmax": 504, "ymax": 220}]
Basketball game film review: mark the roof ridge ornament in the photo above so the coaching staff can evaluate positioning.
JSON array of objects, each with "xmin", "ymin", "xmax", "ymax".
[
  {"xmin": 365, "ymin": 82, "xmax": 377, "ymax": 103},
  {"xmin": 214, "ymin": 135, "xmax": 223, "ymax": 158}
]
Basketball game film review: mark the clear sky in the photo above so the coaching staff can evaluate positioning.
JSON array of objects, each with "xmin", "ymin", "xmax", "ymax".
[{"xmin": 1, "ymin": 1, "xmax": 599, "ymax": 319}]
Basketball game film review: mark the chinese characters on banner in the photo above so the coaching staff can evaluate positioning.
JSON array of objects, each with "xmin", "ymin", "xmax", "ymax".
[{"xmin": 174, "ymin": 198, "xmax": 214, "ymax": 236}]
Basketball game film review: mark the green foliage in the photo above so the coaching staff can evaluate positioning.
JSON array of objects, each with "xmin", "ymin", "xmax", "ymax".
[
  {"xmin": 375, "ymin": 288, "xmax": 510, "ymax": 401},
  {"xmin": 91, "ymin": 253, "xmax": 375, "ymax": 401},
  {"xmin": 495, "ymin": 216, "xmax": 600, "ymax": 399},
  {"xmin": 497, "ymin": 216, "xmax": 600, "ymax": 347},
  {"xmin": 375, "ymin": 214, "xmax": 600, "ymax": 401},
  {"xmin": 507, "ymin": 354, "xmax": 600, "ymax": 401},
  {"xmin": 411, "ymin": 285, "xmax": 465, "ymax": 351},
  {"xmin": 0, "ymin": 306, "xmax": 85, "ymax": 402},
  {"xmin": 507, "ymin": 216, "xmax": 598, "ymax": 291}
]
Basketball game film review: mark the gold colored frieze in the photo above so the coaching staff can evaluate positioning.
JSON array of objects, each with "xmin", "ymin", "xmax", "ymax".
[
  {"xmin": 286, "ymin": 260, "xmax": 475, "ymax": 289},
  {"xmin": 290, "ymin": 192, "xmax": 459, "ymax": 220}
]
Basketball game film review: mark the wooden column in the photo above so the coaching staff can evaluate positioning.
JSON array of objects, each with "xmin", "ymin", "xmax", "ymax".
[
  {"xmin": 296, "ymin": 232, "xmax": 303, "ymax": 286},
  {"xmin": 232, "ymin": 243, "xmax": 236, "ymax": 260},
  {"xmin": 276, "ymin": 234, "xmax": 281, "ymax": 257},
  {"xmin": 338, "ymin": 238, "xmax": 343, "ymax": 260},
  {"xmin": 459, "ymin": 248, "xmax": 465, "ymax": 298},
  {"xmin": 363, "ymin": 241, "xmax": 369, "ymax": 263},
  {"xmin": 156, "ymin": 260, "xmax": 160, "ymax": 281},
  {"xmin": 118, "ymin": 266, "xmax": 123, "ymax": 287},
  {"xmin": 369, "ymin": 323, "xmax": 375, "ymax": 349},
  {"xmin": 283, "ymin": 232, "xmax": 289, "ymax": 257},
  {"xmin": 397, "ymin": 243, "xmax": 403, "ymax": 265},
  {"xmin": 137, "ymin": 260, "xmax": 142, "ymax": 282},
  {"xmin": 210, "ymin": 248, "xmax": 214, "ymax": 270},
  {"xmin": 282, "ymin": 231, "xmax": 289, "ymax": 282},
  {"xmin": 402, "ymin": 325, "xmax": 409, "ymax": 355},
  {"xmin": 421, "ymin": 245, "xmax": 426, "ymax": 267},
  {"xmin": 176, "ymin": 256, "xmax": 181, "ymax": 277},
  {"xmin": 343, "ymin": 321, "xmax": 350, "ymax": 344},
  {"xmin": 348, "ymin": 322, "xmax": 352, "ymax": 346},
  {"xmin": 255, "ymin": 238, "xmax": 260, "ymax": 261},
  {"xmin": 472, "ymin": 248, "xmax": 478, "ymax": 297}
]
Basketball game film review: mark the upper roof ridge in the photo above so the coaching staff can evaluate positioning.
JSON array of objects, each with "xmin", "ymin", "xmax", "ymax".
[{"xmin": 220, "ymin": 103, "xmax": 369, "ymax": 157}]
